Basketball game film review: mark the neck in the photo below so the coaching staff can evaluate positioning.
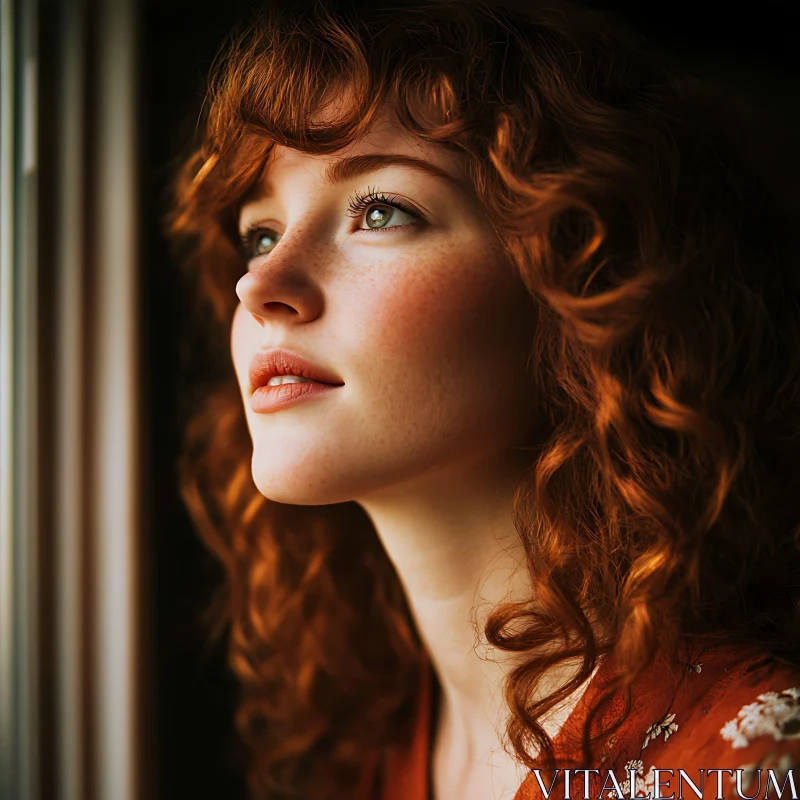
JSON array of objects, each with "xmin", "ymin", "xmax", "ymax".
[{"xmin": 356, "ymin": 448, "xmax": 583, "ymax": 763}]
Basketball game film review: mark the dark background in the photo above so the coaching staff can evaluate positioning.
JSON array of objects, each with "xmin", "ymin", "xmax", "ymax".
[{"xmin": 141, "ymin": 2, "xmax": 800, "ymax": 798}]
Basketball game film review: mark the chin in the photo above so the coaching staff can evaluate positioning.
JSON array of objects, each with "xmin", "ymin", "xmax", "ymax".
[{"xmin": 250, "ymin": 454, "xmax": 357, "ymax": 507}]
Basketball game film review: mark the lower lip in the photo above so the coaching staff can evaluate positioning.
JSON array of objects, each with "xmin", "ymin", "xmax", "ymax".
[{"xmin": 250, "ymin": 381, "xmax": 341, "ymax": 413}]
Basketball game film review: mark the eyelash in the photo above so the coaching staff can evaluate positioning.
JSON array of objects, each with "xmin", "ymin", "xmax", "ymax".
[
  {"xmin": 345, "ymin": 186, "xmax": 424, "ymax": 225},
  {"xmin": 238, "ymin": 188, "xmax": 424, "ymax": 261}
]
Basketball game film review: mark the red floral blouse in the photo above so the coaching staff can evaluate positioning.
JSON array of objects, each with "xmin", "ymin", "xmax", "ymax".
[{"xmin": 377, "ymin": 639, "xmax": 800, "ymax": 800}]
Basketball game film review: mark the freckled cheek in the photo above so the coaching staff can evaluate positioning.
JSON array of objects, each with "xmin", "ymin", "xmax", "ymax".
[
  {"xmin": 350, "ymin": 250, "xmax": 527, "ymax": 376},
  {"xmin": 365, "ymin": 279, "xmax": 448, "ymax": 352}
]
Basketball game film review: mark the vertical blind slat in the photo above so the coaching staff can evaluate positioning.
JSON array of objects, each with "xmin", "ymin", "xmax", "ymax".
[{"xmin": 92, "ymin": 0, "xmax": 140, "ymax": 798}]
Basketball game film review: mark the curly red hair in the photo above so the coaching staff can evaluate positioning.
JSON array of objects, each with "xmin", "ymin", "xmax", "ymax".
[{"xmin": 167, "ymin": 0, "xmax": 800, "ymax": 796}]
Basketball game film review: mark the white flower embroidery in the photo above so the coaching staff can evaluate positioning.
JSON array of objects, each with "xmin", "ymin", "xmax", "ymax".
[
  {"xmin": 642, "ymin": 766, "xmax": 659, "ymax": 797},
  {"xmin": 606, "ymin": 760, "xmax": 660, "ymax": 799},
  {"xmin": 642, "ymin": 712, "xmax": 679, "ymax": 749},
  {"xmin": 607, "ymin": 760, "xmax": 644, "ymax": 799},
  {"xmin": 720, "ymin": 687, "xmax": 800, "ymax": 749}
]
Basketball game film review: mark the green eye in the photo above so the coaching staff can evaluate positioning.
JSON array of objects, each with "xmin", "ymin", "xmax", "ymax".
[
  {"xmin": 241, "ymin": 228, "xmax": 281, "ymax": 259},
  {"xmin": 255, "ymin": 232, "xmax": 278, "ymax": 254},
  {"xmin": 361, "ymin": 203, "xmax": 419, "ymax": 231},
  {"xmin": 365, "ymin": 205, "xmax": 394, "ymax": 229},
  {"xmin": 347, "ymin": 189, "xmax": 424, "ymax": 230}
]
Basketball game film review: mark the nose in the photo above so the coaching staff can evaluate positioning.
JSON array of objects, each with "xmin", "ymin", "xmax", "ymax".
[{"xmin": 235, "ymin": 255, "xmax": 324, "ymax": 326}]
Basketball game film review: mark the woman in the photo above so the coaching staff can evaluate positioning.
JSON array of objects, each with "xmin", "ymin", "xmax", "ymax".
[{"xmin": 168, "ymin": 0, "xmax": 800, "ymax": 798}]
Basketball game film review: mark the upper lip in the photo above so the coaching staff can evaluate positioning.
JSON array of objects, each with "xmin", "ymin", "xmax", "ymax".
[{"xmin": 248, "ymin": 348, "xmax": 344, "ymax": 391}]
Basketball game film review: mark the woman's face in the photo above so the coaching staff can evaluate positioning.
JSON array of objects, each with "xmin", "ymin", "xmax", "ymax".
[{"xmin": 231, "ymin": 112, "xmax": 541, "ymax": 506}]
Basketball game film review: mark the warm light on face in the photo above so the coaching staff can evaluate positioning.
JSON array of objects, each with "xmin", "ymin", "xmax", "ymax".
[{"xmin": 229, "ymin": 112, "xmax": 542, "ymax": 506}]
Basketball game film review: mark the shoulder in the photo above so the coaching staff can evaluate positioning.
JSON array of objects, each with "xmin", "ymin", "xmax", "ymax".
[
  {"xmin": 615, "ymin": 641, "xmax": 800, "ymax": 799},
  {"xmin": 515, "ymin": 641, "xmax": 800, "ymax": 800}
]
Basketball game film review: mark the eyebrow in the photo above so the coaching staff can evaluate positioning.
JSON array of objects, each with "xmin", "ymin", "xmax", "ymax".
[
  {"xmin": 238, "ymin": 152, "xmax": 467, "ymax": 229},
  {"xmin": 322, "ymin": 153, "xmax": 464, "ymax": 189}
]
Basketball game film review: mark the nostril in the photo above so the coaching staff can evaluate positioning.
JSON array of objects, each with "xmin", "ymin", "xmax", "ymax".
[{"xmin": 263, "ymin": 301, "xmax": 300, "ymax": 314}]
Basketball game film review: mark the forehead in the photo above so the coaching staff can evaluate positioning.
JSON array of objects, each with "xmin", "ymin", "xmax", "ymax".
[{"xmin": 260, "ymin": 111, "xmax": 466, "ymax": 189}]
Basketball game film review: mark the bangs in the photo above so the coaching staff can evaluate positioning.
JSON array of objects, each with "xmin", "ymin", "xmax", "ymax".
[{"xmin": 188, "ymin": 1, "xmax": 523, "ymax": 222}]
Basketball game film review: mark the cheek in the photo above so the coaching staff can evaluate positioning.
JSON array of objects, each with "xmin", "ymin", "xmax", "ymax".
[
  {"xmin": 350, "ymin": 240, "xmax": 534, "ymax": 377},
  {"xmin": 337, "ymin": 237, "xmax": 539, "ymax": 460}
]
